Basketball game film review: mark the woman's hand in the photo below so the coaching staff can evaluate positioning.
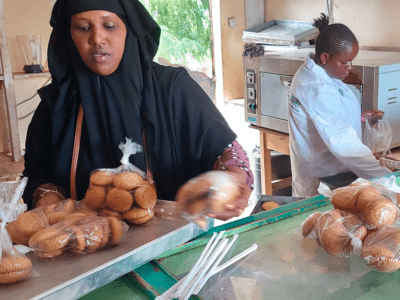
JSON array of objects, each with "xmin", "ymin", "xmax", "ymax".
[
  {"xmin": 175, "ymin": 169, "xmax": 251, "ymax": 221},
  {"xmin": 361, "ymin": 110, "xmax": 384, "ymax": 125}
]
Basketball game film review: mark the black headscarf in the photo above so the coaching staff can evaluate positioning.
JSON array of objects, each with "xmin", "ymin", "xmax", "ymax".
[{"xmin": 23, "ymin": 0, "xmax": 236, "ymax": 207}]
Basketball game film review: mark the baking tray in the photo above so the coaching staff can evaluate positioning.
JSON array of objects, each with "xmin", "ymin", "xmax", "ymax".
[
  {"xmin": 242, "ymin": 19, "xmax": 319, "ymax": 46},
  {"xmin": 250, "ymin": 194, "xmax": 303, "ymax": 215}
]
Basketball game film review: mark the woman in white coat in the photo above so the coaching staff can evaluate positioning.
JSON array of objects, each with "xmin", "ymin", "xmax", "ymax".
[{"xmin": 288, "ymin": 13, "xmax": 391, "ymax": 198}]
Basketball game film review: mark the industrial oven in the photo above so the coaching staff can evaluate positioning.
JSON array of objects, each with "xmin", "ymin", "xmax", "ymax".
[{"xmin": 243, "ymin": 49, "xmax": 400, "ymax": 148}]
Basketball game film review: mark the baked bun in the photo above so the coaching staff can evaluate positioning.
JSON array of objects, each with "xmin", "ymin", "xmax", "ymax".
[
  {"xmin": 6, "ymin": 211, "xmax": 48, "ymax": 246},
  {"xmin": 123, "ymin": 207, "xmax": 154, "ymax": 224},
  {"xmin": 132, "ymin": 184, "xmax": 157, "ymax": 209},
  {"xmin": 262, "ymin": 201, "xmax": 280, "ymax": 211},
  {"xmin": 302, "ymin": 212, "xmax": 322, "ymax": 237},
  {"xmin": 0, "ymin": 249, "xmax": 32, "ymax": 284}
]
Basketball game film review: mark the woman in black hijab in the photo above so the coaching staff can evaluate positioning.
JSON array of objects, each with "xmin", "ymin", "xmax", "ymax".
[{"xmin": 23, "ymin": 0, "xmax": 253, "ymax": 221}]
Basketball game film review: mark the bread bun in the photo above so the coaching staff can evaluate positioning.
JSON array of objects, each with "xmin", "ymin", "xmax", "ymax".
[
  {"xmin": 331, "ymin": 186, "xmax": 360, "ymax": 213},
  {"xmin": 302, "ymin": 212, "xmax": 321, "ymax": 237},
  {"xmin": 363, "ymin": 198, "xmax": 397, "ymax": 228},
  {"xmin": 262, "ymin": 201, "xmax": 280, "ymax": 211},
  {"xmin": 0, "ymin": 250, "xmax": 32, "ymax": 284},
  {"xmin": 355, "ymin": 186, "xmax": 382, "ymax": 214}
]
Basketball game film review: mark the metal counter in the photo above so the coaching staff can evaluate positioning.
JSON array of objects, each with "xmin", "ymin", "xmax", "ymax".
[
  {"xmin": 130, "ymin": 174, "xmax": 400, "ymax": 299},
  {"xmin": 0, "ymin": 218, "xmax": 207, "ymax": 300}
]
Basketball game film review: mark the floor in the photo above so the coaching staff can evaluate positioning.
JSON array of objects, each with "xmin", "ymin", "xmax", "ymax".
[{"xmin": 0, "ymin": 152, "xmax": 24, "ymax": 181}]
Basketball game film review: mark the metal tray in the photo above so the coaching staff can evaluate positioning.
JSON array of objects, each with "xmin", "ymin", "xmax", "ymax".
[{"xmin": 242, "ymin": 19, "xmax": 319, "ymax": 46}]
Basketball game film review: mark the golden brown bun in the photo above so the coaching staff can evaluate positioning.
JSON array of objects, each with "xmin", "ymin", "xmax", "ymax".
[
  {"xmin": 108, "ymin": 217, "xmax": 125, "ymax": 245},
  {"xmin": 90, "ymin": 170, "xmax": 115, "ymax": 186},
  {"xmin": 123, "ymin": 207, "xmax": 154, "ymax": 224},
  {"xmin": 84, "ymin": 185, "xmax": 107, "ymax": 209},
  {"xmin": 363, "ymin": 198, "xmax": 397, "ymax": 227},
  {"xmin": 361, "ymin": 245, "xmax": 400, "ymax": 272},
  {"xmin": 113, "ymin": 172, "xmax": 144, "ymax": 190},
  {"xmin": 106, "ymin": 188, "xmax": 134, "ymax": 212},
  {"xmin": 262, "ymin": 201, "xmax": 280, "ymax": 211},
  {"xmin": 331, "ymin": 186, "xmax": 360, "ymax": 213},
  {"xmin": 133, "ymin": 184, "xmax": 157, "ymax": 209},
  {"xmin": 302, "ymin": 212, "xmax": 322, "ymax": 238},
  {"xmin": 99, "ymin": 208, "xmax": 123, "ymax": 220},
  {"xmin": 6, "ymin": 211, "xmax": 48, "ymax": 246},
  {"xmin": 355, "ymin": 186, "xmax": 383, "ymax": 214},
  {"xmin": 0, "ymin": 251, "xmax": 32, "ymax": 284}
]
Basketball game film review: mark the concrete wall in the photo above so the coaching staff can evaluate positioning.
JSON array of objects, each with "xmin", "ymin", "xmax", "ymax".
[
  {"xmin": 1, "ymin": 0, "xmax": 53, "ymax": 152},
  {"xmin": 264, "ymin": 0, "xmax": 400, "ymax": 49}
]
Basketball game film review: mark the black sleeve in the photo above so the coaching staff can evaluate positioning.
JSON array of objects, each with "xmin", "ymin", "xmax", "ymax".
[
  {"xmin": 170, "ymin": 68, "xmax": 237, "ymax": 178},
  {"xmin": 22, "ymin": 101, "xmax": 54, "ymax": 210}
]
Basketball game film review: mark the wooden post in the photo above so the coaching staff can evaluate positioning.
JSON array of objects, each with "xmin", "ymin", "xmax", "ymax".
[{"xmin": 0, "ymin": 0, "xmax": 21, "ymax": 161}]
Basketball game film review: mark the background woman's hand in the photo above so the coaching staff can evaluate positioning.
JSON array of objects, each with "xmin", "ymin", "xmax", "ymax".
[{"xmin": 361, "ymin": 110, "xmax": 384, "ymax": 125}]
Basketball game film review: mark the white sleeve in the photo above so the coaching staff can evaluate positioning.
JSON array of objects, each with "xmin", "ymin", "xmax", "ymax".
[{"xmin": 308, "ymin": 91, "xmax": 391, "ymax": 179}]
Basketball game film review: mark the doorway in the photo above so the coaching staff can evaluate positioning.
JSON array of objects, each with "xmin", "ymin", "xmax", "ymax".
[{"xmin": 139, "ymin": 0, "xmax": 215, "ymax": 102}]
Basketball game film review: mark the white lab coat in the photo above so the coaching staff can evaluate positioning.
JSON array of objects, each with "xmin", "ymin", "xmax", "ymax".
[{"xmin": 288, "ymin": 54, "xmax": 391, "ymax": 198}]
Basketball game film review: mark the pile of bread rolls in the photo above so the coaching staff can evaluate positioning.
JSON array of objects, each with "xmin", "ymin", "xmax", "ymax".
[
  {"xmin": 6, "ymin": 199, "xmax": 129, "ymax": 260},
  {"xmin": 84, "ymin": 170, "xmax": 157, "ymax": 225},
  {"xmin": 302, "ymin": 181, "xmax": 400, "ymax": 272}
]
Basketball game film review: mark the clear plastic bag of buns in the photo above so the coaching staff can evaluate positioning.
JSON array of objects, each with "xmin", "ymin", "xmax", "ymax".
[
  {"xmin": 360, "ymin": 225, "xmax": 400, "ymax": 272},
  {"xmin": 28, "ymin": 215, "xmax": 129, "ymax": 260},
  {"xmin": 300, "ymin": 209, "xmax": 367, "ymax": 257},
  {"xmin": 175, "ymin": 171, "xmax": 241, "ymax": 229},
  {"xmin": 318, "ymin": 179, "xmax": 399, "ymax": 230},
  {"xmin": 84, "ymin": 138, "xmax": 157, "ymax": 225},
  {"xmin": 6, "ymin": 199, "xmax": 97, "ymax": 246},
  {"xmin": 0, "ymin": 177, "xmax": 33, "ymax": 284}
]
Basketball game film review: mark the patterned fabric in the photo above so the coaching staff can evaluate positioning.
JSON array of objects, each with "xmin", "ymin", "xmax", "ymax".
[{"xmin": 213, "ymin": 141, "xmax": 254, "ymax": 189}]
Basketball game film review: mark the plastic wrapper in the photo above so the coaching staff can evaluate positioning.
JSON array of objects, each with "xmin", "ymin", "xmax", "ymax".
[
  {"xmin": 83, "ymin": 138, "xmax": 156, "ymax": 226},
  {"xmin": 300, "ymin": 209, "xmax": 367, "ymax": 257},
  {"xmin": 0, "ymin": 178, "xmax": 28, "ymax": 222},
  {"xmin": 28, "ymin": 215, "xmax": 129, "ymax": 260},
  {"xmin": 318, "ymin": 180, "xmax": 399, "ymax": 230},
  {"xmin": 175, "ymin": 171, "xmax": 241, "ymax": 230},
  {"xmin": 362, "ymin": 116, "xmax": 392, "ymax": 156},
  {"xmin": 6, "ymin": 198, "xmax": 97, "ymax": 246},
  {"xmin": 360, "ymin": 225, "xmax": 400, "ymax": 272},
  {"xmin": 0, "ymin": 177, "xmax": 33, "ymax": 284}
]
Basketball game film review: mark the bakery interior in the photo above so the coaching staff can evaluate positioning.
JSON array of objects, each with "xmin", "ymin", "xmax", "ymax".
[{"xmin": 3, "ymin": 0, "xmax": 400, "ymax": 299}]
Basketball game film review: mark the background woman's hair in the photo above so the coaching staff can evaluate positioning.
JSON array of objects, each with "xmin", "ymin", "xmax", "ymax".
[{"xmin": 313, "ymin": 13, "xmax": 358, "ymax": 58}]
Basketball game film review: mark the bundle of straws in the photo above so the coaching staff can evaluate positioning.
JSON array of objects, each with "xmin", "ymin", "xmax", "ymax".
[{"xmin": 156, "ymin": 230, "xmax": 258, "ymax": 300}]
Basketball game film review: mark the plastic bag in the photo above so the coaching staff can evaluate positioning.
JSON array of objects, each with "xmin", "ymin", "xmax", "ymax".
[
  {"xmin": 0, "ymin": 178, "xmax": 28, "ymax": 222},
  {"xmin": 175, "ymin": 171, "xmax": 241, "ymax": 230},
  {"xmin": 360, "ymin": 225, "xmax": 400, "ymax": 272},
  {"xmin": 6, "ymin": 199, "xmax": 97, "ymax": 246},
  {"xmin": 363, "ymin": 116, "xmax": 393, "ymax": 156},
  {"xmin": 0, "ymin": 177, "xmax": 33, "ymax": 284},
  {"xmin": 84, "ymin": 138, "xmax": 156, "ymax": 225},
  {"xmin": 318, "ymin": 180, "xmax": 399, "ymax": 229},
  {"xmin": 29, "ymin": 215, "xmax": 129, "ymax": 260},
  {"xmin": 300, "ymin": 209, "xmax": 367, "ymax": 257}
]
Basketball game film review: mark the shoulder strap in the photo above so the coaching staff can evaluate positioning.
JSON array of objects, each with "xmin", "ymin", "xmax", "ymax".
[{"xmin": 70, "ymin": 104, "xmax": 84, "ymax": 200}]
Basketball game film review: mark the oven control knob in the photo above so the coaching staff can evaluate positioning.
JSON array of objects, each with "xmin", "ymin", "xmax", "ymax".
[{"xmin": 248, "ymin": 103, "xmax": 257, "ymax": 110}]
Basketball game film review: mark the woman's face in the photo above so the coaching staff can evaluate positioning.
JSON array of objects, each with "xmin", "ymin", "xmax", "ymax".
[
  {"xmin": 70, "ymin": 10, "xmax": 127, "ymax": 76},
  {"xmin": 320, "ymin": 43, "xmax": 359, "ymax": 80}
]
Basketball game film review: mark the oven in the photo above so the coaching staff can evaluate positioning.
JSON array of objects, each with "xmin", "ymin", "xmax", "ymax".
[{"xmin": 244, "ymin": 49, "xmax": 400, "ymax": 148}]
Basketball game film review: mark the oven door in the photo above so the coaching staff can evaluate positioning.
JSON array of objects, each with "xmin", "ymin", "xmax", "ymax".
[{"xmin": 259, "ymin": 72, "xmax": 293, "ymax": 133}]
